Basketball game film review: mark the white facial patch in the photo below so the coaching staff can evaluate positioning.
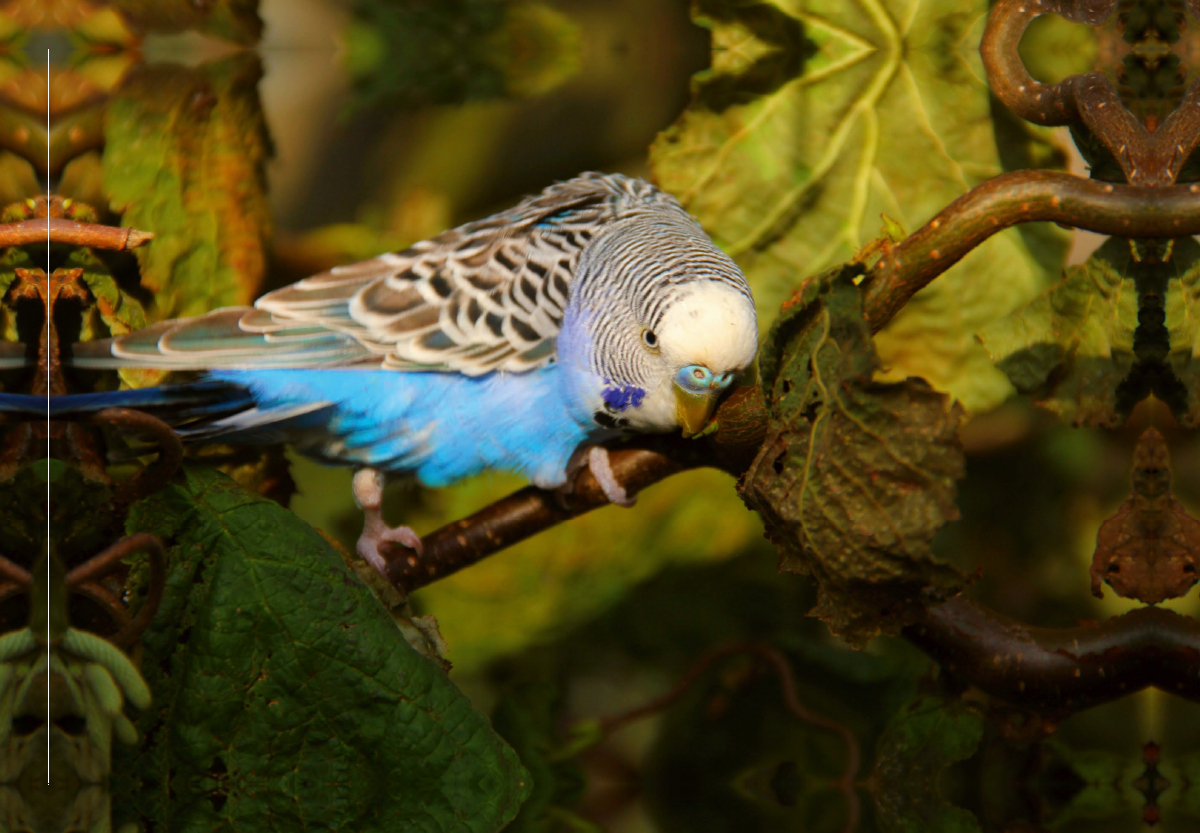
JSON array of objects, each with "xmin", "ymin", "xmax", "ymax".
[{"xmin": 656, "ymin": 283, "xmax": 758, "ymax": 373}]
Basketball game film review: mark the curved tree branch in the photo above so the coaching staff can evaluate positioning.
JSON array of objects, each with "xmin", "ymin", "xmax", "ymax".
[
  {"xmin": 862, "ymin": 172, "xmax": 1200, "ymax": 332},
  {"xmin": 383, "ymin": 385, "xmax": 768, "ymax": 592},
  {"xmin": 0, "ymin": 218, "xmax": 154, "ymax": 251},
  {"xmin": 980, "ymin": 0, "xmax": 1115, "ymax": 126},
  {"xmin": 904, "ymin": 595, "xmax": 1200, "ymax": 713}
]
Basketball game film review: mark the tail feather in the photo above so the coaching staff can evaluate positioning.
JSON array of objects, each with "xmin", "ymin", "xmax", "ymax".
[
  {"xmin": 0, "ymin": 382, "xmax": 257, "ymax": 429},
  {"xmin": 3, "ymin": 381, "xmax": 341, "ymax": 448}
]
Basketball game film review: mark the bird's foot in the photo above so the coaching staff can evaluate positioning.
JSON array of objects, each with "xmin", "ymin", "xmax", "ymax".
[
  {"xmin": 561, "ymin": 445, "xmax": 635, "ymax": 508},
  {"xmin": 586, "ymin": 446, "xmax": 635, "ymax": 507},
  {"xmin": 353, "ymin": 468, "xmax": 424, "ymax": 577}
]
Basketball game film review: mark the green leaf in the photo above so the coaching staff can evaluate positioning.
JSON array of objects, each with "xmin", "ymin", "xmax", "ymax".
[
  {"xmin": 650, "ymin": 0, "xmax": 1071, "ymax": 411},
  {"xmin": 102, "ymin": 55, "xmax": 272, "ymax": 322},
  {"xmin": 67, "ymin": 246, "xmax": 148, "ymax": 335},
  {"xmin": 981, "ymin": 237, "xmax": 1200, "ymax": 428},
  {"xmin": 872, "ymin": 694, "xmax": 983, "ymax": 833},
  {"xmin": 342, "ymin": 0, "xmax": 582, "ymax": 112},
  {"xmin": 1165, "ymin": 240, "xmax": 1200, "ymax": 427},
  {"xmin": 740, "ymin": 267, "xmax": 966, "ymax": 647},
  {"xmin": 0, "ymin": 246, "xmax": 32, "ymax": 346},
  {"xmin": 977, "ymin": 239, "xmax": 1138, "ymax": 428},
  {"xmin": 114, "ymin": 466, "xmax": 529, "ymax": 832}
]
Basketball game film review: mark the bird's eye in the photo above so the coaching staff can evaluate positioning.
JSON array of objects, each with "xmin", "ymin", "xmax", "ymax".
[{"xmin": 642, "ymin": 329, "xmax": 658, "ymax": 348}]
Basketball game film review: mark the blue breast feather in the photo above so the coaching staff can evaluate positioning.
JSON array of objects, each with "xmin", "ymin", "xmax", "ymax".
[{"xmin": 210, "ymin": 367, "xmax": 601, "ymax": 487}]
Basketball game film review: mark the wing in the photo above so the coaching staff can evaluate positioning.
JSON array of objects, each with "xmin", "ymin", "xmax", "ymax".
[
  {"xmin": 70, "ymin": 173, "xmax": 682, "ymax": 374},
  {"xmin": 256, "ymin": 172, "xmax": 681, "ymax": 375}
]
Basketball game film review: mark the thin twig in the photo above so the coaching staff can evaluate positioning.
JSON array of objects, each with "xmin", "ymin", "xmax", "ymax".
[
  {"xmin": 65, "ymin": 532, "xmax": 162, "ymax": 588},
  {"xmin": 0, "ymin": 218, "xmax": 154, "ymax": 251},
  {"xmin": 980, "ymin": 0, "xmax": 1115, "ymax": 126},
  {"xmin": 107, "ymin": 537, "xmax": 167, "ymax": 649},
  {"xmin": 47, "ymin": 534, "xmax": 168, "ymax": 648},
  {"xmin": 0, "ymin": 555, "xmax": 32, "ymax": 587},
  {"xmin": 981, "ymin": 0, "xmax": 1200, "ymax": 186}
]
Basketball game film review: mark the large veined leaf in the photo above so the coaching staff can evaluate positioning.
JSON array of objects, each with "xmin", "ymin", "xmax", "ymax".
[
  {"xmin": 651, "ymin": 0, "xmax": 1074, "ymax": 411},
  {"xmin": 114, "ymin": 466, "xmax": 530, "ymax": 832}
]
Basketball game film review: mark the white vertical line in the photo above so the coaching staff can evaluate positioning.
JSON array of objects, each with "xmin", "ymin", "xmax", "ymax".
[{"xmin": 45, "ymin": 46, "xmax": 51, "ymax": 787}]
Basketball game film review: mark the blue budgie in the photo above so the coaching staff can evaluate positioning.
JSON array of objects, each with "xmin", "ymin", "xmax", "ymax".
[{"xmin": 34, "ymin": 173, "xmax": 758, "ymax": 574}]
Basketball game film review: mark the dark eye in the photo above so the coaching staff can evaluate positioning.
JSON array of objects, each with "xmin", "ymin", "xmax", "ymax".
[{"xmin": 642, "ymin": 329, "xmax": 658, "ymax": 348}]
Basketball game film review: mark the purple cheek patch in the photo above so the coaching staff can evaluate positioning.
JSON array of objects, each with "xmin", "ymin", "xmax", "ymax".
[{"xmin": 602, "ymin": 384, "xmax": 646, "ymax": 412}]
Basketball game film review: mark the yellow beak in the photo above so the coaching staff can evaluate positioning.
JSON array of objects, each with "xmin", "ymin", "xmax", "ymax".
[{"xmin": 674, "ymin": 385, "xmax": 719, "ymax": 438}]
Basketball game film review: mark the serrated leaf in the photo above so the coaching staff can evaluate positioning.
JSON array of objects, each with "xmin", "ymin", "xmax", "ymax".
[
  {"xmin": 872, "ymin": 695, "xmax": 983, "ymax": 833},
  {"xmin": 651, "ymin": 0, "xmax": 1072, "ymax": 411},
  {"xmin": 102, "ymin": 56, "xmax": 271, "ymax": 321},
  {"xmin": 114, "ymin": 466, "xmax": 529, "ymax": 832},
  {"xmin": 977, "ymin": 239, "xmax": 1138, "ymax": 427},
  {"xmin": 740, "ymin": 267, "xmax": 965, "ymax": 647}
]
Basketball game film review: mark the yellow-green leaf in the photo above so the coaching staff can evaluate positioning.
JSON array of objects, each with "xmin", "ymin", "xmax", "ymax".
[
  {"xmin": 102, "ymin": 56, "xmax": 272, "ymax": 321},
  {"xmin": 978, "ymin": 241, "xmax": 1138, "ymax": 427}
]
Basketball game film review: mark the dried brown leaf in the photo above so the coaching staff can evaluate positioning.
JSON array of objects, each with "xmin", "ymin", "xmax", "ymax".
[
  {"xmin": 741, "ymin": 267, "xmax": 966, "ymax": 647},
  {"xmin": 1090, "ymin": 427, "xmax": 1200, "ymax": 605}
]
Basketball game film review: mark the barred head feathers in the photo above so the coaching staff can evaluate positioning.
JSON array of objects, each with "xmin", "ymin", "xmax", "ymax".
[{"xmin": 560, "ymin": 205, "xmax": 757, "ymax": 434}]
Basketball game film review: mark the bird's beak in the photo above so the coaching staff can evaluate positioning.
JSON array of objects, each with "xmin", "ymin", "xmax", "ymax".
[{"xmin": 674, "ymin": 385, "xmax": 719, "ymax": 439}]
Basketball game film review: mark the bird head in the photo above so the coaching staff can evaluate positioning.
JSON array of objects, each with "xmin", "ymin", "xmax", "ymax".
[
  {"xmin": 559, "ymin": 208, "xmax": 759, "ymax": 438},
  {"xmin": 633, "ymin": 280, "xmax": 758, "ymax": 436}
]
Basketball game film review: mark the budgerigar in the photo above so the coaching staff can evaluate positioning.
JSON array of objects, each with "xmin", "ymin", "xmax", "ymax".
[{"xmin": 34, "ymin": 173, "xmax": 759, "ymax": 574}]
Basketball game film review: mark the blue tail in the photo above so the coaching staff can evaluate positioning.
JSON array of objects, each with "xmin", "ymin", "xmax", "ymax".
[{"xmin": 0, "ymin": 381, "xmax": 256, "ymax": 427}]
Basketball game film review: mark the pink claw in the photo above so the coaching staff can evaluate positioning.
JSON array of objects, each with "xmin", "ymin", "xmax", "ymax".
[{"xmin": 352, "ymin": 468, "xmax": 424, "ymax": 576}]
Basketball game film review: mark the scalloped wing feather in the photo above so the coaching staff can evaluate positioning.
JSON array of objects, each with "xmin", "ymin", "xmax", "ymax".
[
  {"xmin": 255, "ymin": 173, "xmax": 682, "ymax": 375},
  {"xmin": 70, "ymin": 308, "xmax": 376, "ymax": 369}
]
